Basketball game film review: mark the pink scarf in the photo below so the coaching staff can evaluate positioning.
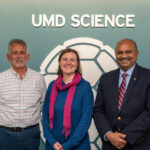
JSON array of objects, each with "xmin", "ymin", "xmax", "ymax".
[{"xmin": 49, "ymin": 73, "xmax": 81, "ymax": 139}]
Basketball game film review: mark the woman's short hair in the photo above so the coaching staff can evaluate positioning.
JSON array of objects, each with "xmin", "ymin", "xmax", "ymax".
[{"xmin": 57, "ymin": 48, "xmax": 82, "ymax": 76}]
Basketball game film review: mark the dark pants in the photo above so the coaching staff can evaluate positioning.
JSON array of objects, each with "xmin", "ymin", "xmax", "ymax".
[{"xmin": 0, "ymin": 124, "xmax": 40, "ymax": 150}]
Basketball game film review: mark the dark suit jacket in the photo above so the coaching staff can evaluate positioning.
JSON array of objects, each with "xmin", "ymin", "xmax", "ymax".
[{"xmin": 93, "ymin": 64, "xmax": 150, "ymax": 150}]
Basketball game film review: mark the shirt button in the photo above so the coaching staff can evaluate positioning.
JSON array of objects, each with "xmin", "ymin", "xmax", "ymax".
[{"xmin": 118, "ymin": 116, "xmax": 121, "ymax": 120}]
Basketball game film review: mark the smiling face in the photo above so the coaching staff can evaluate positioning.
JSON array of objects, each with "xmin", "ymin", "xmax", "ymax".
[
  {"xmin": 115, "ymin": 39, "xmax": 139, "ymax": 71},
  {"xmin": 7, "ymin": 43, "xmax": 29, "ymax": 71},
  {"xmin": 59, "ymin": 52, "xmax": 78, "ymax": 76}
]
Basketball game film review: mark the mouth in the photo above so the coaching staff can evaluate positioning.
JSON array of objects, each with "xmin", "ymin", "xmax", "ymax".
[
  {"xmin": 119, "ymin": 57, "xmax": 131, "ymax": 63},
  {"xmin": 15, "ymin": 59, "xmax": 24, "ymax": 63},
  {"xmin": 64, "ymin": 65, "xmax": 73, "ymax": 69}
]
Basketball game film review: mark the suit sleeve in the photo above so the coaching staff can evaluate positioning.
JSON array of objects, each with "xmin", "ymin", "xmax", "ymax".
[
  {"xmin": 93, "ymin": 75, "xmax": 112, "ymax": 140},
  {"xmin": 62, "ymin": 82, "xmax": 94, "ymax": 150},
  {"xmin": 42, "ymin": 81, "xmax": 57, "ymax": 147},
  {"xmin": 122, "ymin": 83, "xmax": 150, "ymax": 145}
]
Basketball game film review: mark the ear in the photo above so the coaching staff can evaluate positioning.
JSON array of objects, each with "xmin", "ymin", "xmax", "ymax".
[
  {"xmin": 136, "ymin": 50, "xmax": 139, "ymax": 57},
  {"xmin": 6, "ymin": 53, "xmax": 11, "ymax": 62},
  {"xmin": 27, "ymin": 53, "xmax": 30, "ymax": 62}
]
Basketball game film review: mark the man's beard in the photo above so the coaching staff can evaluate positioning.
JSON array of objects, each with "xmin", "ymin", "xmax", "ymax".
[{"xmin": 12, "ymin": 58, "xmax": 26, "ymax": 69}]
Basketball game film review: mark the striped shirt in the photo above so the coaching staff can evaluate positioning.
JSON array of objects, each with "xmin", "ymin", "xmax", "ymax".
[{"xmin": 0, "ymin": 67, "xmax": 46, "ymax": 128}]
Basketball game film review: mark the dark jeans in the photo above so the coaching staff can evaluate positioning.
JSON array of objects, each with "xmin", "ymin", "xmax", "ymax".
[{"xmin": 0, "ymin": 124, "xmax": 40, "ymax": 150}]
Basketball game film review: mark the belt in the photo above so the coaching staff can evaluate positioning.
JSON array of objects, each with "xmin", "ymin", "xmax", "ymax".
[{"xmin": 0, "ymin": 124, "xmax": 38, "ymax": 131}]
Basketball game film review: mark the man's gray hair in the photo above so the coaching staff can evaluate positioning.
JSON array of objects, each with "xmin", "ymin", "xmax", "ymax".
[{"xmin": 8, "ymin": 39, "xmax": 28, "ymax": 53}]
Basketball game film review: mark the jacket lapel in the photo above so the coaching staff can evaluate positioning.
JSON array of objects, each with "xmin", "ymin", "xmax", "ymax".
[
  {"xmin": 121, "ymin": 64, "xmax": 139, "ymax": 110},
  {"xmin": 112, "ymin": 69, "xmax": 120, "ymax": 111}
]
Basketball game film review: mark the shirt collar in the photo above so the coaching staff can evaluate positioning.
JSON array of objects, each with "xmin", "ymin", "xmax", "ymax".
[
  {"xmin": 10, "ymin": 67, "xmax": 28, "ymax": 79},
  {"xmin": 120, "ymin": 64, "xmax": 136, "ymax": 77}
]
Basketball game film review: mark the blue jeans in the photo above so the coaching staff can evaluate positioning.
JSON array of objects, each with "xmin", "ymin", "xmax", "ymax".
[{"xmin": 0, "ymin": 124, "xmax": 40, "ymax": 150}]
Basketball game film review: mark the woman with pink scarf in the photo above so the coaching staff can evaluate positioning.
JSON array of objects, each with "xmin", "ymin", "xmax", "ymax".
[{"xmin": 43, "ymin": 48, "xmax": 94, "ymax": 150}]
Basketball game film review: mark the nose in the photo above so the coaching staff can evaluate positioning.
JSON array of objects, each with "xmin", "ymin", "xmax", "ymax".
[
  {"xmin": 66, "ymin": 60, "xmax": 71, "ymax": 64},
  {"xmin": 121, "ymin": 52, "xmax": 127, "ymax": 58},
  {"xmin": 17, "ymin": 53, "xmax": 22, "ymax": 58}
]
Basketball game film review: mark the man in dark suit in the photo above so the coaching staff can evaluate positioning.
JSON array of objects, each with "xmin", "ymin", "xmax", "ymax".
[{"xmin": 93, "ymin": 39, "xmax": 150, "ymax": 150}]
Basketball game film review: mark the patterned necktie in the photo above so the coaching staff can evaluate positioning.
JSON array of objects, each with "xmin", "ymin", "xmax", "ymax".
[{"xmin": 118, "ymin": 73, "xmax": 128, "ymax": 111}]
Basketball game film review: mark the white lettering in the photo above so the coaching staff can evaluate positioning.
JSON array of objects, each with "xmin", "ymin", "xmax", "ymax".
[
  {"xmin": 43, "ymin": 14, "xmax": 54, "ymax": 27},
  {"xmin": 126, "ymin": 14, "xmax": 135, "ymax": 27},
  {"xmin": 80, "ymin": 14, "xmax": 90, "ymax": 27},
  {"xmin": 32, "ymin": 14, "xmax": 135, "ymax": 28},
  {"xmin": 32, "ymin": 14, "xmax": 65, "ymax": 27},
  {"xmin": 55, "ymin": 15, "xmax": 65, "ymax": 27},
  {"xmin": 95, "ymin": 15, "xmax": 104, "ymax": 27},
  {"xmin": 105, "ymin": 15, "xmax": 115, "ymax": 27},
  {"xmin": 32, "ymin": 14, "xmax": 42, "ymax": 27},
  {"xmin": 71, "ymin": 14, "xmax": 80, "ymax": 27},
  {"xmin": 116, "ymin": 14, "xmax": 125, "ymax": 27}
]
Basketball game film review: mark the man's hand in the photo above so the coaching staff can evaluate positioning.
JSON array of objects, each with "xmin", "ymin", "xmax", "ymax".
[
  {"xmin": 53, "ymin": 142, "xmax": 63, "ymax": 150},
  {"xmin": 106, "ymin": 132, "xmax": 127, "ymax": 149}
]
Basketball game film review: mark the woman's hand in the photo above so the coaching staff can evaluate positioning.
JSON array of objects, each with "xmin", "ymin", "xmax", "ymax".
[{"xmin": 53, "ymin": 142, "xmax": 63, "ymax": 150}]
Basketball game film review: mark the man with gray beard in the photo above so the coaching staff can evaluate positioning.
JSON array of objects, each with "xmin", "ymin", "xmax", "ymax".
[{"xmin": 0, "ymin": 39, "xmax": 46, "ymax": 150}]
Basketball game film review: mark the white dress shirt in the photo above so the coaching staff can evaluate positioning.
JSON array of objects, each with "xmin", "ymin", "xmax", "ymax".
[{"xmin": 0, "ymin": 67, "xmax": 46, "ymax": 128}]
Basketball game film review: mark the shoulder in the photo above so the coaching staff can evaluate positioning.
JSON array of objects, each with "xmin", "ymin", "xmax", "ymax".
[
  {"xmin": 0, "ymin": 69, "xmax": 14, "ymax": 86},
  {"xmin": 77, "ymin": 78, "xmax": 94, "ymax": 103},
  {"xmin": 137, "ymin": 64, "xmax": 150, "ymax": 73},
  {"xmin": 27, "ymin": 68, "xmax": 45, "ymax": 80},
  {"xmin": 47, "ymin": 80, "xmax": 55, "ymax": 90},
  {"xmin": 100, "ymin": 68, "xmax": 119, "ymax": 80},
  {"xmin": 49, "ymin": 80, "xmax": 55, "ymax": 86},
  {"xmin": 79, "ymin": 77, "xmax": 91, "ymax": 88},
  {"xmin": 0, "ymin": 68, "xmax": 11, "ymax": 79},
  {"xmin": 78, "ymin": 77, "xmax": 93, "ymax": 95},
  {"xmin": 136, "ymin": 64, "xmax": 150, "ymax": 78},
  {"xmin": 0, "ymin": 68, "xmax": 12, "ymax": 74},
  {"xmin": 27, "ymin": 68, "xmax": 46, "ymax": 89},
  {"xmin": 28, "ymin": 68, "xmax": 42, "ymax": 76}
]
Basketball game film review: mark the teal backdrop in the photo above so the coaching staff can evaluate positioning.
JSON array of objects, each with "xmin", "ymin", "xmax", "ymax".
[{"xmin": 0, "ymin": 0, "xmax": 150, "ymax": 150}]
